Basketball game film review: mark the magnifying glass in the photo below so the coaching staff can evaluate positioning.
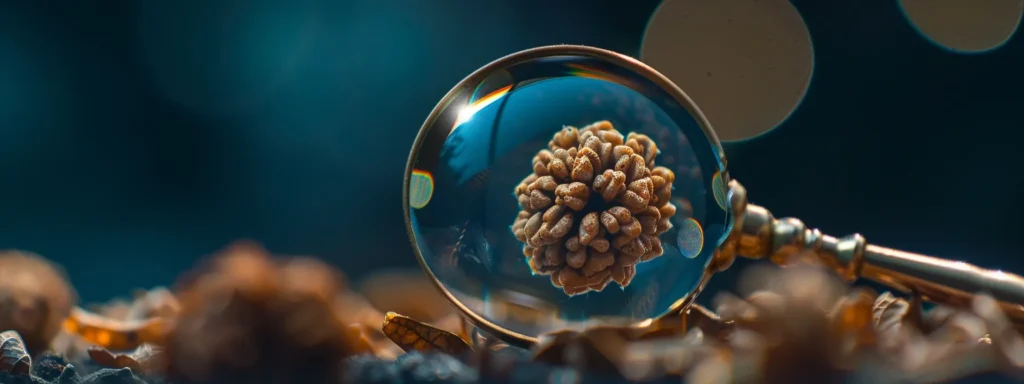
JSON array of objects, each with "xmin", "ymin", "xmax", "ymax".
[{"xmin": 403, "ymin": 45, "xmax": 1024, "ymax": 349}]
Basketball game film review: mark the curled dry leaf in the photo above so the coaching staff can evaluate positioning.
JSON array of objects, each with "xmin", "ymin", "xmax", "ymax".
[
  {"xmin": 0, "ymin": 330, "xmax": 31, "ymax": 376},
  {"xmin": 872, "ymin": 292, "xmax": 924, "ymax": 354},
  {"xmin": 381, "ymin": 312, "xmax": 471, "ymax": 356},
  {"xmin": 63, "ymin": 306, "xmax": 166, "ymax": 352},
  {"xmin": 87, "ymin": 343, "xmax": 166, "ymax": 373}
]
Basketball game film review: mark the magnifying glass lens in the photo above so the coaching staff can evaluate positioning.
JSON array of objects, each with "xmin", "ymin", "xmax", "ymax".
[{"xmin": 405, "ymin": 46, "xmax": 732, "ymax": 340}]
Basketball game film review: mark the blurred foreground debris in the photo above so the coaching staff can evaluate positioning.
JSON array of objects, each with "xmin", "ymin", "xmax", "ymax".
[
  {"xmin": 161, "ymin": 241, "xmax": 356, "ymax": 384},
  {"xmin": 0, "ymin": 251, "xmax": 76, "ymax": 356},
  {"xmin": 0, "ymin": 245, "xmax": 1022, "ymax": 383},
  {"xmin": 86, "ymin": 343, "xmax": 165, "ymax": 374},
  {"xmin": 538, "ymin": 264, "xmax": 1024, "ymax": 383}
]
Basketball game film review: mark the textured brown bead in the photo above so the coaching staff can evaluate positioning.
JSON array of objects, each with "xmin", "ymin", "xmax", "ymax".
[{"xmin": 512, "ymin": 121, "xmax": 677, "ymax": 296}]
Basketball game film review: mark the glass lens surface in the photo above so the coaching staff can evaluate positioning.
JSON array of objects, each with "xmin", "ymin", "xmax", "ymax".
[{"xmin": 406, "ymin": 47, "xmax": 731, "ymax": 338}]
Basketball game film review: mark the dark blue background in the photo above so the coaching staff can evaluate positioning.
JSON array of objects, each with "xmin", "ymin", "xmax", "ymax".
[{"xmin": 0, "ymin": 0, "xmax": 1021, "ymax": 304}]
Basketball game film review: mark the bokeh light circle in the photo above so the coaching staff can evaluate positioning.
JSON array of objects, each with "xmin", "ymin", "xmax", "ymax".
[
  {"xmin": 640, "ymin": 0, "xmax": 814, "ymax": 142},
  {"xmin": 404, "ymin": 45, "xmax": 732, "ymax": 344},
  {"xmin": 899, "ymin": 0, "xmax": 1023, "ymax": 54}
]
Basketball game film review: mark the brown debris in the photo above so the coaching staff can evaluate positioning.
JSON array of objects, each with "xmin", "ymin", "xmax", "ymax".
[
  {"xmin": 12, "ymin": 235, "xmax": 1019, "ymax": 383},
  {"xmin": 59, "ymin": 266, "xmax": 448, "ymax": 364},
  {"xmin": 52, "ymin": 288, "xmax": 179, "ymax": 362},
  {"xmin": 381, "ymin": 311, "xmax": 471, "ymax": 356},
  {"xmin": 63, "ymin": 306, "xmax": 167, "ymax": 352},
  {"xmin": 512, "ymin": 121, "xmax": 677, "ymax": 295},
  {"xmin": 161, "ymin": 241, "xmax": 354, "ymax": 384},
  {"xmin": 531, "ymin": 303, "xmax": 729, "ymax": 377},
  {"xmin": 57, "ymin": 287, "xmax": 181, "ymax": 354},
  {"xmin": 532, "ymin": 327, "xmax": 633, "ymax": 375},
  {"xmin": 545, "ymin": 264, "xmax": 1024, "ymax": 383},
  {"xmin": 0, "ymin": 251, "xmax": 76, "ymax": 356},
  {"xmin": 0, "ymin": 330, "xmax": 31, "ymax": 376},
  {"xmin": 87, "ymin": 343, "xmax": 166, "ymax": 373}
]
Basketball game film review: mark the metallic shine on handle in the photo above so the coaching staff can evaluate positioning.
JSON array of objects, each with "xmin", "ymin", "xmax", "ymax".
[{"xmin": 710, "ymin": 180, "xmax": 1024, "ymax": 329}]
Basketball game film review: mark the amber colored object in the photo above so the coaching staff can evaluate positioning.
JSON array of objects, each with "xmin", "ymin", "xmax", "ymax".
[
  {"xmin": 87, "ymin": 343, "xmax": 165, "ymax": 373},
  {"xmin": 381, "ymin": 311, "xmax": 471, "ymax": 356},
  {"xmin": 62, "ymin": 307, "xmax": 166, "ymax": 352}
]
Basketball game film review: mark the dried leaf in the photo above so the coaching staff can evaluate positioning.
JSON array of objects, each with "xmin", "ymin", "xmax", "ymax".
[
  {"xmin": 87, "ymin": 343, "xmax": 165, "ymax": 373},
  {"xmin": 686, "ymin": 304, "xmax": 733, "ymax": 341},
  {"xmin": 0, "ymin": 331, "xmax": 31, "ymax": 376},
  {"xmin": 63, "ymin": 307, "xmax": 165, "ymax": 351},
  {"xmin": 872, "ymin": 292, "xmax": 919, "ymax": 336},
  {"xmin": 381, "ymin": 312, "xmax": 471, "ymax": 355}
]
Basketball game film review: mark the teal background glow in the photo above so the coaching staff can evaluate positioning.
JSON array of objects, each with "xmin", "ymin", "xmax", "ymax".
[{"xmin": 0, "ymin": 0, "xmax": 1020, "ymax": 320}]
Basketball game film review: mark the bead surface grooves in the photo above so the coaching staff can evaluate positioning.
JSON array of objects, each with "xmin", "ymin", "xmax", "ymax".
[{"xmin": 512, "ymin": 120, "xmax": 677, "ymax": 296}]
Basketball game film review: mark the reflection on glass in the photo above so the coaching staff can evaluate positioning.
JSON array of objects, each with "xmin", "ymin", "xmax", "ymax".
[
  {"xmin": 712, "ymin": 171, "xmax": 729, "ymax": 211},
  {"xmin": 676, "ymin": 218, "xmax": 705, "ymax": 259},
  {"xmin": 408, "ymin": 170, "xmax": 435, "ymax": 209},
  {"xmin": 407, "ymin": 50, "xmax": 731, "ymax": 338}
]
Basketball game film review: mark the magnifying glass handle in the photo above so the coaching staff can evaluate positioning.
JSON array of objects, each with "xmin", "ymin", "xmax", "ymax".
[{"xmin": 721, "ymin": 181, "xmax": 1024, "ymax": 326}]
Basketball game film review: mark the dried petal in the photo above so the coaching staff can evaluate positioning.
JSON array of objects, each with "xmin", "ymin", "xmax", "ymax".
[
  {"xmin": 382, "ymin": 312, "xmax": 471, "ymax": 356},
  {"xmin": 0, "ymin": 331, "xmax": 31, "ymax": 376}
]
